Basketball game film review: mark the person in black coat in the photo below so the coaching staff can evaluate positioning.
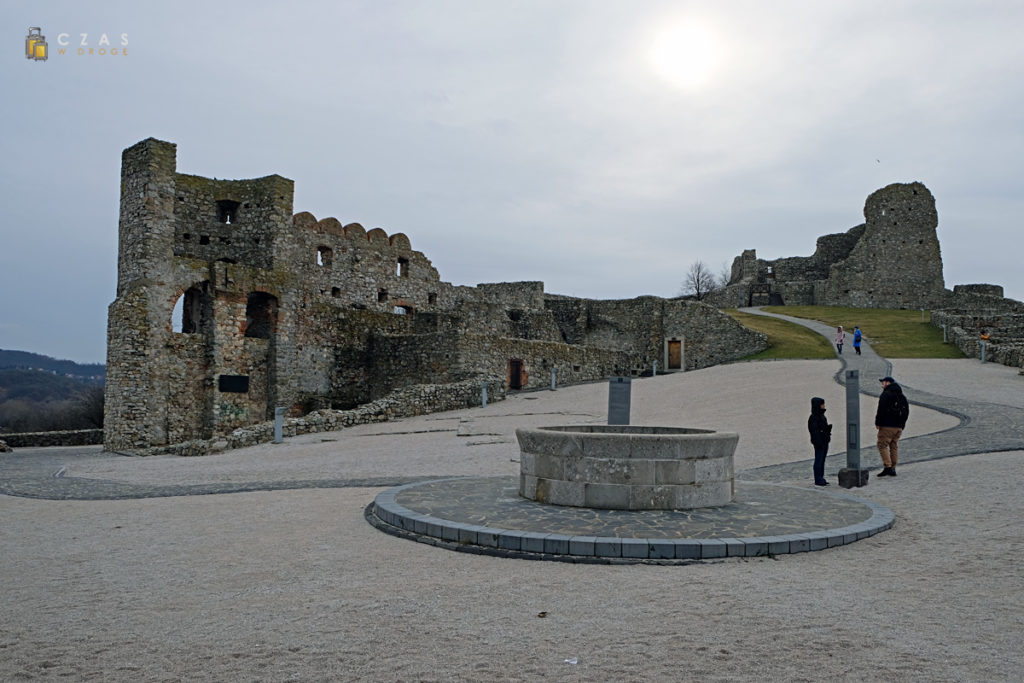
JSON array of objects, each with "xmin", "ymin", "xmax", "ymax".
[
  {"xmin": 808, "ymin": 396, "xmax": 832, "ymax": 486},
  {"xmin": 875, "ymin": 376, "xmax": 909, "ymax": 477}
]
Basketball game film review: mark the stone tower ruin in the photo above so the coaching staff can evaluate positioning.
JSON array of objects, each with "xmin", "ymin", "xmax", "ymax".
[
  {"xmin": 710, "ymin": 182, "xmax": 949, "ymax": 309},
  {"xmin": 105, "ymin": 138, "xmax": 766, "ymax": 454}
]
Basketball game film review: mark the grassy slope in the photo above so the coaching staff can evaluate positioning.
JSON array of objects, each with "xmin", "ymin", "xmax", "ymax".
[
  {"xmin": 724, "ymin": 310, "xmax": 834, "ymax": 360},
  {"xmin": 725, "ymin": 306, "xmax": 965, "ymax": 360}
]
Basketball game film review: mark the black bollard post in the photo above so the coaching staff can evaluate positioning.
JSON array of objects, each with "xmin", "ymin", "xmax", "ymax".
[
  {"xmin": 838, "ymin": 370, "xmax": 869, "ymax": 488},
  {"xmin": 608, "ymin": 376, "xmax": 631, "ymax": 425}
]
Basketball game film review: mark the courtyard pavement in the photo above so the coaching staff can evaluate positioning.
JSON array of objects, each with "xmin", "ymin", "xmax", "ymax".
[
  {"xmin": 2, "ymin": 312, "xmax": 1022, "ymax": 560},
  {"xmin": 2, "ymin": 315, "xmax": 1023, "ymax": 681}
]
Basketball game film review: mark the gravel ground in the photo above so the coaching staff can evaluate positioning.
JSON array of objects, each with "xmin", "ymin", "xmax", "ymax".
[{"xmin": 1, "ymin": 359, "xmax": 1021, "ymax": 681}]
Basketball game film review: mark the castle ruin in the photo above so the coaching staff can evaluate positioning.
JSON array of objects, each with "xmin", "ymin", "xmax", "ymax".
[
  {"xmin": 104, "ymin": 138, "xmax": 766, "ymax": 454},
  {"xmin": 709, "ymin": 182, "xmax": 950, "ymax": 309}
]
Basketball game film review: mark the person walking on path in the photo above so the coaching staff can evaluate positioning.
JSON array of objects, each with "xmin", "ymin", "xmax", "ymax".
[
  {"xmin": 808, "ymin": 397, "xmax": 832, "ymax": 486},
  {"xmin": 835, "ymin": 326, "xmax": 845, "ymax": 354},
  {"xmin": 875, "ymin": 376, "xmax": 909, "ymax": 476},
  {"xmin": 853, "ymin": 326, "xmax": 863, "ymax": 355}
]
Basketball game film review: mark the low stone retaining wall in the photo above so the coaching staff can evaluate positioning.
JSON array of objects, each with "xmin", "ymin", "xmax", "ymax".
[
  {"xmin": 516, "ymin": 425, "xmax": 738, "ymax": 510},
  {"xmin": 118, "ymin": 375, "xmax": 507, "ymax": 457},
  {"xmin": 0, "ymin": 429, "xmax": 104, "ymax": 448}
]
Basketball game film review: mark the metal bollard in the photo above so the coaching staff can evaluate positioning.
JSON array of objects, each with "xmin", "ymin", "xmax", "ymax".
[
  {"xmin": 652, "ymin": 360, "xmax": 658, "ymax": 377},
  {"xmin": 550, "ymin": 368, "xmax": 557, "ymax": 391},
  {"xmin": 838, "ymin": 369, "xmax": 869, "ymax": 488},
  {"xmin": 980, "ymin": 341, "xmax": 987, "ymax": 363},
  {"xmin": 942, "ymin": 323, "xmax": 948, "ymax": 343},
  {"xmin": 845, "ymin": 370, "xmax": 861, "ymax": 471},
  {"xmin": 273, "ymin": 406, "xmax": 285, "ymax": 444},
  {"xmin": 481, "ymin": 382, "xmax": 488, "ymax": 407}
]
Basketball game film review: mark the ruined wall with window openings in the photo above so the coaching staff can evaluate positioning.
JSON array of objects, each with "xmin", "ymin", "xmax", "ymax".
[{"xmin": 105, "ymin": 138, "xmax": 766, "ymax": 454}]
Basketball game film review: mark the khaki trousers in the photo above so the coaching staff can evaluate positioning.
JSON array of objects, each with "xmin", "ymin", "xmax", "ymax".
[{"xmin": 876, "ymin": 426, "xmax": 902, "ymax": 467}]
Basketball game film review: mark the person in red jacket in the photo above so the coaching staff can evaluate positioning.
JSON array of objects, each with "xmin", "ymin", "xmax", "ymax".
[{"xmin": 875, "ymin": 376, "xmax": 909, "ymax": 477}]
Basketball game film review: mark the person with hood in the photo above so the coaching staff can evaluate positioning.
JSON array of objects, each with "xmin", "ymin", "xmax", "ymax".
[
  {"xmin": 875, "ymin": 376, "xmax": 909, "ymax": 476},
  {"xmin": 835, "ymin": 326, "xmax": 845, "ymax": 354},
  {"xmin": 853, "ymin": 326, "xmax": 863, "ymax": 355},
  {"xmin": 808, "ymin": 397, "xmax": 832, "ymax": 486}
]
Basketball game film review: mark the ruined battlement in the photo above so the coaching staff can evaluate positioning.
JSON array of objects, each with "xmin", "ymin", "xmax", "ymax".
[
  {"xmin": 105, "ymin": 139, "xmax": 766, "ymax": 454},
  {"xmin": 710, "ymin": 182, "xmax": 949, "ymax": 309}
]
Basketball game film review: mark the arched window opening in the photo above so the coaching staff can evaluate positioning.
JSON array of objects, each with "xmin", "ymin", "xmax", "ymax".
[
  {"xmin": 172, "ymin": 284, "xmax": 209, "ymax": 334},
  {"xmin": 245, "ymin": 292, "xmax": 278, "ymax": 339},
  {"xmin": 171, "ymin": 294, "xmax": 184, "ymax": 333}
]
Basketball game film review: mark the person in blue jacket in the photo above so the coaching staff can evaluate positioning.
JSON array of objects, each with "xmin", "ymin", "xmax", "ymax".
[{"xmin": 853, "ymin": 326, "xmax": 863, "ymax": 355}]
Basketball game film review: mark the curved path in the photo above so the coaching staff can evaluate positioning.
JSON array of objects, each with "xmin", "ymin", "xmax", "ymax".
[
  {"xmin": 736, "ymin": 307, "xmax": 1024, "ymax": 482},
  {"xmin": 3, "ymin": 310, "xmax": 1024, "ymax": 503}
]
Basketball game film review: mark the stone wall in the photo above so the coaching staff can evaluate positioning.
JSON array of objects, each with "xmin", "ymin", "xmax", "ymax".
[
  {"xmin": 127, "ymin": 377, "xmax": 506, "ymax": 457},
  {"xmin": 931, "ymin": 309, "xmax": 1024, "ymax": 367},
  {"xmin": 2, "ymin": 430, "xmax": 104, "ymax": 448},
  {"xmin": 708, "ymin": 183, "xmax": 950, "ymax": 310},
  {"xmin": 105, "ymin": 138, "xmax": 768, "ymax": 455}
]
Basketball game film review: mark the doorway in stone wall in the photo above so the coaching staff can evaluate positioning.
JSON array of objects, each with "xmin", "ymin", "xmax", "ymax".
[
  {"xmin": 508, "ymin": 359, "xmax": 524, "ymax": 389},
  {"xmin": 667, "ymin": 340, "xmax": 682, "ymax": 370}
]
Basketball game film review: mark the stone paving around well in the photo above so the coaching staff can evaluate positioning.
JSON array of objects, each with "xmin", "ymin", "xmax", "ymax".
[
  {"xmin": 366, "ymin": 477, "xmax": 894, "ymax": 562},
  {"xmin": 3, "ymin": 311, "xmax": 1023, "ymax": 561}
]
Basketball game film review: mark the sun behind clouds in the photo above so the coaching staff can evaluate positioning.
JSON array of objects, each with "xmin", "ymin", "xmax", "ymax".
[{"xmin": 647, "ymin": 18, "xmax": 725, "ymax": 90}]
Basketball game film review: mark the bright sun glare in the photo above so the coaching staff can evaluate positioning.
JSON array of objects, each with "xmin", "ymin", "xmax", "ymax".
[{"xmin": 648, "ymin": 20, "xmax": 723, "ymax": 89}]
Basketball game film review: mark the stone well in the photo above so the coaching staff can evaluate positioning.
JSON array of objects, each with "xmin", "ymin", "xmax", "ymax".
[{"xmin": 516, "ymin": 425, "xmax": 738, "ymax": 510}]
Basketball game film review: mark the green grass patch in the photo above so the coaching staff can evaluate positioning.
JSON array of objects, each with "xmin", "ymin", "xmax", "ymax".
[
  {"xmin": 761, "ymin": 306, "xmax": 964, "ymax": 358},
  {"xmin": 724, "ymin": 309, "xmax": 835, "ymax": 360}
]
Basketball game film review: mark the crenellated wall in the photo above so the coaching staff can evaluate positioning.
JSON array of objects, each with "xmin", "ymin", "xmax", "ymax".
[{"xmin": 105, "ymin": 138, "xmax": 768, "ymax": 454}]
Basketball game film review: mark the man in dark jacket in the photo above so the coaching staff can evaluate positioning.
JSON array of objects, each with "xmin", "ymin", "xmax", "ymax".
[
  {"xmin": 875, "ymin": 376, "xmax": 909, "ymax": 476},
  {"xmin": 808, "ymin": 397, "xmax": 832, "ymax": 486}
]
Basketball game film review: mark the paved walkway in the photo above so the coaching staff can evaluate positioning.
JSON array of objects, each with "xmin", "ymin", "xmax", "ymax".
[
  {"xmin": 736, "ymin": 307, "xmax": 1024, "ymax": 482},
  {"xmin": 4, "ymin": 312, "xmax": 1024, "ymax": 502},
  {"xmin": 3, "ymin": 310, "xmax": 1023, "ymax": 561}
]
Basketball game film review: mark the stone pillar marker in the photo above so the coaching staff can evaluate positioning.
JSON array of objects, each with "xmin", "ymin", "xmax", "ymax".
[
  {"xmin": 550, "ymin": 368, "xmax": 557, "ymax": 391},
  {"xmin": 838, "ymin": 369, "xmax": 869, "ymax": 488},
  {"xmin": 481, "ymin": 383, "xmax": 488, "ymax": 408},
  {"xmin": 273, "ymin": 407, "xmax": 285, "ymax": 444},
  {"xmin": 980, "ymin": 340, "xmax": 987, "ymax": 363},
  {"xmin": 652, "ymin": 360, "xmax": 658, "ymax": 377},
  {"xmin": 608, "ymin": 376, "xmax": 631, "ymax": 425}
]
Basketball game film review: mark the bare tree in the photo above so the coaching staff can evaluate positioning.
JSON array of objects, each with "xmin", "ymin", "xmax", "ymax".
[
  {"xmin": 679, "ymin": 260, "xmax": 720, "ymax": 301},
  {"xmin": 717, "ymin": 261, "xmax": 732, "ymax": 289}
]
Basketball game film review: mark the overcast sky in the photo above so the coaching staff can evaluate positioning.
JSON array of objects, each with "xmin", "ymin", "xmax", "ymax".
[{"xmin": 2, "ymin": 1, "xmax": 1022, "ymax": 364}]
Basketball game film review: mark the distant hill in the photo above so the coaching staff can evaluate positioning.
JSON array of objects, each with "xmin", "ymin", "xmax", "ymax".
[
  {"xmin": 0, "ymin": 349, "xmax": 105, "ymax": 381},
  {"xmin": 0, "ymin": 351, "xmax": 105, "ymax": 433}
]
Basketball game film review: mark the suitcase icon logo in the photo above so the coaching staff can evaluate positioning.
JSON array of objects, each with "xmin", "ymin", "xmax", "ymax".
[{"xmin": 26, "ymin": 27, "xmax": 48, "ymax": 61}]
